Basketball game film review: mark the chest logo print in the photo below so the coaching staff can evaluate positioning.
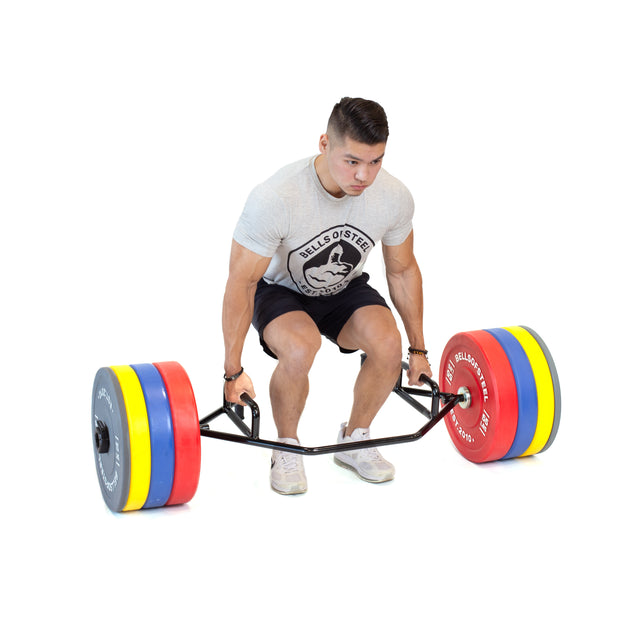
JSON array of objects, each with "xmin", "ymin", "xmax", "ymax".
[{"xmin": 287, "ymin": 224, "xmax": 375, "ymax": 296}]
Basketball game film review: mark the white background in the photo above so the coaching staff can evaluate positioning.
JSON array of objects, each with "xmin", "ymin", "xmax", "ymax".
[{"xmin": 2, "ymin": 1, "xmax": 638, "ymax": 638}]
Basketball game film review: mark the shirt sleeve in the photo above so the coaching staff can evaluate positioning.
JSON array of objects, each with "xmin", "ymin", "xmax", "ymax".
[
  {"xmin": 381, "ymin": 181, "xmax": 414, "ymax": 246},
  {"xmin": 233, "ymin": 183, "xmax": 289, "ymax": 258}
]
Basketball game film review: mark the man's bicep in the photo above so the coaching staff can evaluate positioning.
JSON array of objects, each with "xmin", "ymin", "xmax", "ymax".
[
  {"xmin": 382, "ymin": 231, "xmax": 416, "ymax": 275},
  {"xmin": 228, "ymin": 240, "xmax": 271, "ymax": 285}
]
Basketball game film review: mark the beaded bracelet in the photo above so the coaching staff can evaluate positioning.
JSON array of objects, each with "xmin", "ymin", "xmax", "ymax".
[{"xmin": 408, "ymin": 347, "xmax": 428, "ymax": 357}]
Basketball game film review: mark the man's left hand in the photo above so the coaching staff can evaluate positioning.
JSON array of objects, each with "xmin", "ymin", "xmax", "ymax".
[{"xmin": 407, "ymin": 352, "xmax": 433, "ymax": 386}]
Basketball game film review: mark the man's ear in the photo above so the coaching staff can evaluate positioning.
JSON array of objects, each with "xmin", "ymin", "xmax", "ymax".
[{"xmin": 318, "ymin": 133, "xmax": 329, "ymax": 154}]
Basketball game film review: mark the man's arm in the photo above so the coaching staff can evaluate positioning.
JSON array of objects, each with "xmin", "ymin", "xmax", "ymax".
[
  {"xmin": 382, "ymin": 231, "xmax": 433, "ymax": 385},
  {"xmin": 222, "ymin": 240, "xmax": 271, "ymax": 404}
]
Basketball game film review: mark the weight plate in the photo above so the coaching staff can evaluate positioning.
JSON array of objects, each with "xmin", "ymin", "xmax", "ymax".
[
  {"xmin": 131, "ymin": 364, "xmax": 175, "ymax": 509},
  {"xmin": 485, "ymin": 328, "xmax": 538, "ymax": 459},
  {"xmin": 504, "ymin": 327, "xmax": 555, "ymax": 457},
  {"xmin": 110, "ymin": 365, "xmax": 152, "ymax": 511},
  {"xmin": 519, "ymin": 326, "xmax": 561, "ymax": 453},
  {"xmin": 439, "ymin": 330, "xmax": 519, "ymax": 463},
  {"xmin": 153, "ymin": 362, "xmax": 201, "ymax": 506},
  {"xmin": 92, "ymin": 367, "xmax": 131, "ymax": 512}
]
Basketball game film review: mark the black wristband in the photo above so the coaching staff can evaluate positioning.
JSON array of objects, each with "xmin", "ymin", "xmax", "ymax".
[
  {"xmin": 408, "ymin": 347, "xmax": 428, "ymax": 357},
  {"xmin": 223, "ymin": 367, "xmax": 244, "ymax": 381}
]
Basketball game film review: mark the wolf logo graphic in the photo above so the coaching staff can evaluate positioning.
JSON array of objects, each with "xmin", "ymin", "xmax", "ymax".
[
  {"xmin": 287, "ymin": 225, "xmax": 374, "ymax": 296},
  {"xmin": 305, "ymin": 243, "xmax": 353, "ymax": 287}
]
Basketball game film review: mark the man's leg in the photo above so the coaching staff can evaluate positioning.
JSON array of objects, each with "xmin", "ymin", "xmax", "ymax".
[
  {"xmin": 336, "ymin": 305, "xmax": 403, "ymax": 435},
  {"xmin": 262, "ymin": 310, "xmax": 322, "ymax": 440}
]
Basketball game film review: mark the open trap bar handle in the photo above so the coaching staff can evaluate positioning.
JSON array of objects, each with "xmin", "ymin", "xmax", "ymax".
[{"xmin": 198, "ymin": 365, "xmax": 464, "ymax": 456}]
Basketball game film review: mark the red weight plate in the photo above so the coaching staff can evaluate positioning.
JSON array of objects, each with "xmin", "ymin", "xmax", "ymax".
[
  {"xmin": 439, "ymin": 331, "xmax": 518, "ymax": 463},
  {"xmin": 153, "ymin": 361, "xmax": 201, "ymax": 505}
]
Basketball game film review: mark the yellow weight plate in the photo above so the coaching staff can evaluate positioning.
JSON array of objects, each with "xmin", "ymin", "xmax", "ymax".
[
  {"xmin": 111, "ymin": 365, "xmax": 152, "ymax": 511},
  {"xmin": 504, "ymin": 327, "xmax": 554, "ymax": 457}
]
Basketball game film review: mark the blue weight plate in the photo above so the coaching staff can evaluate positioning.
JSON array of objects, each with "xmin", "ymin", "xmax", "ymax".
[
  {"xmin": 485, "ymin": 328, "xmax": 538, "ymax": 459},
  {"xmin": 92, "ymin": 367, "xmax": 131, "ymax": 512},
  {"xmin": 520, "ymin": 326, "xmax": 561, "ymax": 453},
  {"xmin": 131, "ymin": 363, "xmax": 175, "ymax": 508}
]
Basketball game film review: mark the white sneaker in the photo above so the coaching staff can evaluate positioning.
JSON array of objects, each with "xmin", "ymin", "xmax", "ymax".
[
  {"xmin": 270, "ymin": 438, "xmax": 307, "ymax": 495},
  {"xmin": 334, "ymin": 424, "xmax": 395, "ymax": 483}
]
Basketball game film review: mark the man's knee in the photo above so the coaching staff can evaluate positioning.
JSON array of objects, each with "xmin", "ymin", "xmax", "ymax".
[
  {"xmin": 282, "ymin": 331, "xmax": 322, "ymax": 370},
  {"xmin": 366, "ymin": 325, "xmax": 402, "ymax": 364},
  {"xmin": 264, "ymin": 313, "xmax": 322, "ymax": 371},
  {"xmin": 341, "ymin": 306, "xmax": 402, "ymax": 364}
]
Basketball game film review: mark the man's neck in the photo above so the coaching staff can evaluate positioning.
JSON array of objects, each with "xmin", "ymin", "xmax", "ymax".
[{"xmin": 313, "ymin": 154, "xmax": 345, "ymax": 198}]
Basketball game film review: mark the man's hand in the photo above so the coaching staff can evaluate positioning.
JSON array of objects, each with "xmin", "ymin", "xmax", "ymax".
[
  {"xmin": 224, "ymin": 371, "xmax": 256, "ymax": 405},
  {"xmin": 407, "ymin": 352, "xmax": 433, "ymax": 386}
]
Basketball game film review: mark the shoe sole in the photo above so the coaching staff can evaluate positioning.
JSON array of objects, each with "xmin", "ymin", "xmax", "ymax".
[
  {"xmin": 270, "ymin": 482, "xmax": 307, "ymax": 495},
  {"xmin": 333, "ymin": 456, "xmax": 394, "ymax": 483}
]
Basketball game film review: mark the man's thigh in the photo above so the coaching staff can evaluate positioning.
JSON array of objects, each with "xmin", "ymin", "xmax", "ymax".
[
  {"xmin": 262, "ymin": 310, "xmax": 322, "ymax": 360},
  {"xmin": 336, "ymin": 305, "xmax": 400, "ymax": 354}
]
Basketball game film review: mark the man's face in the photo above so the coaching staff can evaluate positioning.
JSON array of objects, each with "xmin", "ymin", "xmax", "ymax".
[{"xmin": 318, "ymin": 133, "xmax": 386, "ymax": 198}]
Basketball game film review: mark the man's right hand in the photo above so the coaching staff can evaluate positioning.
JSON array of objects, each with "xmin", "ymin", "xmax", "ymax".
[{"xmin": 224, "ymin": 371, "xmax": 256, "ymax": 405}]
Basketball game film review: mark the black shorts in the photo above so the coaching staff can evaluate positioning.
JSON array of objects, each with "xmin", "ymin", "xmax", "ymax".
[{"xmin": 252, "ymin": 273, "xmax": 390, "ymax": 359}]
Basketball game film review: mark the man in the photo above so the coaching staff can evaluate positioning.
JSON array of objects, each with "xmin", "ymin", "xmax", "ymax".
[{"xmin": 222, "ymin": 97, "xmax": 432, "ymax": 495}]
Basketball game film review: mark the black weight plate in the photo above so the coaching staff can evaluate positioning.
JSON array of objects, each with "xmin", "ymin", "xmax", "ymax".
[{"xmin": 91, "ymin": 367, "xmax": 131, "ymax": 512}]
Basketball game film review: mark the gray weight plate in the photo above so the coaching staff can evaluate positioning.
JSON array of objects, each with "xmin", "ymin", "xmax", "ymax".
[
  {"xmin": 91, "ymin": 367, "xmax": 131, "ymax": 512},
  {"xmin": 520, "ymin": 326, "xmax": 561, "ymax": 452}
]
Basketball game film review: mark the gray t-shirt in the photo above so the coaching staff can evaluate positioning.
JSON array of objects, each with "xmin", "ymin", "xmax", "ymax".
[{"xmin": 233, "ymin": 155, "xmax": 414, "ymax": 297}]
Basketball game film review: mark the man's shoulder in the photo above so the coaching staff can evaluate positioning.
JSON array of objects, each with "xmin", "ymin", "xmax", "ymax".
[
  {"xmin": 242, "ymin": 156, "xmax": 316, "ymax": 219},
  {"xmin": 375, "ymin": 167, "xmax": 411, "ymax": 194},
  {"xmin": 369, "ymin": 167, "xmax": 414, "ymax": 210},
  {"xmin": 257, "ymin": 156, "xmax": 315, "ymax": 194}
]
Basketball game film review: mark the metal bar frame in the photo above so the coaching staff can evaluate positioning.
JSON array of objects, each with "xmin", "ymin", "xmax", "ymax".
[{"xmin": 199, "ymin": 362, "xmax": 463, "ymax": 456}]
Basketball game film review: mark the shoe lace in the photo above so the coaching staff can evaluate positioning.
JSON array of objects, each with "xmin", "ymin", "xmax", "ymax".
[
  {"xmin": 351, "ymin": 431, "xmax": 385, "ymax": 462},
  {"xmin": 276, "ymin": 450, "xmax": 302, "ymax": 472},
  {"xmin": 358, "ymin": 446, "xmax": 384, "ymax": 462}
]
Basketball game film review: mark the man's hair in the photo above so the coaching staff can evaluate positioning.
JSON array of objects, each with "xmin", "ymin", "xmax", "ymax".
[{"xmin": 327, "ymin": 97, "xmax": 389, "ymax": 145}]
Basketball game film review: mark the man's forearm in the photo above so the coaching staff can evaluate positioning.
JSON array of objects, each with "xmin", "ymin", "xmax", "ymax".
[
  {"xmin": 222, "ymin": 279, "xmax": 257, "ymax": 375},
  {"xmin": 386, "ymin": 262, "xmax": 425, "ymax": 349}
]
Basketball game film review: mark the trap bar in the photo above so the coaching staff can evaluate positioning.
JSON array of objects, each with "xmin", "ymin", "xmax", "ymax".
[{"xmin": 198, "ymin": 362, "xmax": 464, "ymax": 455}]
